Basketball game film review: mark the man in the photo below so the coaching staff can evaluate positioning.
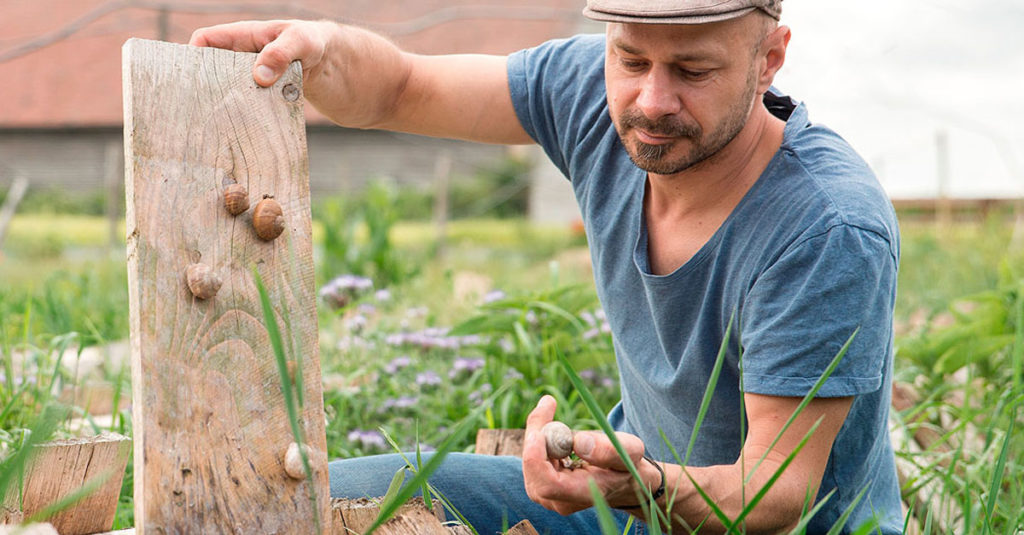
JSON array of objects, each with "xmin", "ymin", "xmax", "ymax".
[{"xmin": 192, "ymin": 1, "xmax": 902, "ymax": 533}]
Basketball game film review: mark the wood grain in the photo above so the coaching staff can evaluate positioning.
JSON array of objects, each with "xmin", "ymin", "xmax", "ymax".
[
  {"xmin": 19, "ymin": 433, "xmax": 131, "ymax": 535},
  {"xmin": 332, "ymin": 498, "xmax": 448, "ymax": 535},
  {"xmin": 123, "ymin": 38, "xmax": 330, "ymax": 534},
  {"xmin": 474, "ymin": 428, "xmax": 525, "ymax": 457},
  {"xmin": 505, "ymin": 520, "xmax": 540, "ymax": 535}
]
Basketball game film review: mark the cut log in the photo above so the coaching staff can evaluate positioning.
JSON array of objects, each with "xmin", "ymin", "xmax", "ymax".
[
  {"xmin": 2, "ymin": 433, "xmax": 130, "ymax": 535},
  {"xmin": 474, "ymin": 428, "xmax": 525, "ymax": 457},
  {"xmin": 505, "ymin": 519, "xmax": 540, "ymax": 535},
  {"xmin": 332, "ymin": 497, "xmax": 447, "ymax": 535},
  {"xmin": 123, "ymin": 38, "xmax": 330, "ymax": 533},
  {"xmin": 0, "ymin": 523, "xmax": 58, "ymax": 535}
]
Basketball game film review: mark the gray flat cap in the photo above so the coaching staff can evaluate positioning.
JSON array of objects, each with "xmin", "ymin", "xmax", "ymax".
[{"xmin": 583, "ymin": 0, "xmax": 782, "ymax": 24}]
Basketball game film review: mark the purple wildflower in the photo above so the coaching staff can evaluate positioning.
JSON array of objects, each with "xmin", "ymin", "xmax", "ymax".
[
  {"xmin": 320, "ymin": 274, "xmax": 374, "ymax": 309},
  {"xmin": 504, "ymin": 368, "xmax": 524, "ymax": 382},
  {"xmin": 345, "ymin": 314, "xmax": 368, "ymax": 332},
  {"xmin": 469, "ymin": 383, "xmax": 493, "ymax": 404},
  {"xmin": 483, "ymin": 290, "xmax": 506, "ymax": 304},
  {"xmin": 381, "ymin": 396, "xmax": 419, "ymax": 410},
  {"xmin": 384, "ymin": 355, "xmax": 413, "ymax": 374},
  {"xmin": 416, "ymin": 371, "xmax": 442, "ymax": 386},
  {"xmin": 449, "ymin": 357, "xmax": 486, "ymax": 378},
  {"xmin": 375, "ymin": 289, "xmax": 392, "ymax": 302},
  {"xmin": 347, "ymin": 429, "xmax": 387, "ymax": 450}
]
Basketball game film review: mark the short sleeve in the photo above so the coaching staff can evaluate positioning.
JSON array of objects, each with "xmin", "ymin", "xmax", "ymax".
[
  {"xmin": 506, "ymin": 35, "xmax": 608, "ymax": 180},
  {"xmin": 739, "ymin": 224, "xmax": 898, "ymax": 397}
]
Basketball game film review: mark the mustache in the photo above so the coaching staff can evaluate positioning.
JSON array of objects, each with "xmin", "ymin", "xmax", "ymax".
[{"xmin": 619, "ymin": 109, "xmax": 701, "ymax": 138}]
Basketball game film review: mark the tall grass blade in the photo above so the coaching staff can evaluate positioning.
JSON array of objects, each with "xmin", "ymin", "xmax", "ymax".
[
  {"xmin": 24, "ymin": 469, "xmax": 113, "ymax": 524},
  {"xmin": 364, "ymin": 385, "xmax": 509, "ymax": 534},
  {"xmin": 783, "ymin": 488, "xmax": 836, "ymax": 535},
  {"xmin": 823, "ymin": 483, "xmax": 871, "ymax": 535},
  {"xmin": 252, "ymin": 267, "xmax": 319, "ymax": 529},
  {"xmin": 744, "ymin": 329, "xmax": 856, "ymax": 486},
  {"xmin": 982, "ymin": 401, "xmax": 1016, "ymax": 534},
  {"xmin": 555, "ymin": 353, "xmax": 643, "ymax": 494},
  {"xmin": 732, "ymin": 417, "xmax": 823, "ymax": 528},
  {"xmin": 685, "ymin": 314, "xmax": 734, "ymax": 465},
  {"xmin": 0, "ymin": 405, "xmax": 64, "ymax": 507},
  {"xmin": 587, "ymin": 479, "xmax": 623, "ymax": 535},
  {"xmin": 679, "ymin": 467, "xmax": 736, "ymax": 532}
]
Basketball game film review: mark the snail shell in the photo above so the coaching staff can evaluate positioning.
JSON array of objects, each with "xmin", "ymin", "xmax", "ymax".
[
  {"xmin": 284, "ymin": 442, "xmax": 310, "ymax": 480},
  {"xmin": 253, "ymin": 196, "xmax": 286, "ymax": 241},
  {"xmin": 185, "ymin": 263, "xmax": 222, "ymax": 300},
  {"xmin": 223, "ymin": 183, "xmax": 250, "ymax": 216},
  {"xmin": 542, "ymin": 421, "xmax": 574, "ymax": 459}
]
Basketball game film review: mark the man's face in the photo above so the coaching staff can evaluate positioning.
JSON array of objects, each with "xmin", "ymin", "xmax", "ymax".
[{"xmin": 605, "ymin": 16, "xmax": 768, "ymax": 175}]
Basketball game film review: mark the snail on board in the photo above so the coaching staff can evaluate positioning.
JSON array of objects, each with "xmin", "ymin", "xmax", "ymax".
[{"xmin": 253, "ymin": 195, "xmax": 286, "ymax": 241}]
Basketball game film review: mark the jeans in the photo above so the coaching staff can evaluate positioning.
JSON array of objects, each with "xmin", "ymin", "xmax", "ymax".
[{"xmin": 328, "ymin": 452, "xmax": 644, "ymax": 535}]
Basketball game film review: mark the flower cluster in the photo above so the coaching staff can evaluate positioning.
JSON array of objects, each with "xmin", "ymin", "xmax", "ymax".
[
  {"xmin": 320, "ymin": 274, "xmax": 374, "ymax": 309},
  {"xmin": 385, "ymin": 328, "xmax": 482, "ymax": 351},
  {"xmin": 346, "ymin": 429, "xmax": 387, "ymax": 450},
  {"xmin": 580, "ymin": 308, "xmax": 612, "ymax": 340},
  {"xmin": 449, "ymin": 357, "xmax": 486, "ymax": 378}
]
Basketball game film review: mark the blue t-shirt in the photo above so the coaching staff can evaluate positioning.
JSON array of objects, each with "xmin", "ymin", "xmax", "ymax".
[{"xmin": 507, "ymin": 35, "xmax": 903, "ymax": 534}]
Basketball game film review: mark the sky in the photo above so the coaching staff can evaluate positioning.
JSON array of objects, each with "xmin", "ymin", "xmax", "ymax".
[{"xmin": 776, "ymin": 0, "xmax": 1024, "ymax": 199}]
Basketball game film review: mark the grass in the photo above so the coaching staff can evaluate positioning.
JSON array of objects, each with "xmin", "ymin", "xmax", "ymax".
[{"xmin": 0, "ymin": 213, "xmax": 1022, "ymax": 533}]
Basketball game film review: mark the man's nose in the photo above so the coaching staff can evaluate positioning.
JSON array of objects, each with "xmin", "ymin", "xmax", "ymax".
[{"xmin": 635, "ymin": 67, "xmax": 682, "ymax": 119}]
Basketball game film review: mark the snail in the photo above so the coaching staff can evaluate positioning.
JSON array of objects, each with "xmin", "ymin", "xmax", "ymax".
[
  {"xmin": 542, "ymin": 421, "xmax": 574, "ymax": 460},
  {"xmin": 253, "ymin": 195, "xmax": 286, "ymax": 241},
  {"xmin": 185, "ymin": 263, "xmax": 222, "ymax": 300},
  {"xmin": 223, "ymin": 183, "xmax": 250, "ymax": 216},
  {"xmin": 284, "ymin": 442, "xmax": 311, "ymax": 480}
]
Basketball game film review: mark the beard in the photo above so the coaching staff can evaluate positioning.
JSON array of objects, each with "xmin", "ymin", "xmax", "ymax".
[{"xmin": 615, "ymin": 73, "xmax": 759, "ymax": 175}]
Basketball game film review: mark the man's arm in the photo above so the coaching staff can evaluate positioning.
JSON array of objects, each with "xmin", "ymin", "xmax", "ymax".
[
  {"xmin": 523, "ymin": 393, "xmax": 852, "ymax": 533},
  {"xmin": 189, "ymin": 20, "xmax": 533, "ymax": 144}
]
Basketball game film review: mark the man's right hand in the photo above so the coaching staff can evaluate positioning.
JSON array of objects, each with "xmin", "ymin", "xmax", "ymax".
[
  {"xmin": 190, "ymin": 20, "xmax": 333, "ymax": 88},
  {"xmin": 189, "ymin": 19, "xmax": 531, "ymax": 144}
]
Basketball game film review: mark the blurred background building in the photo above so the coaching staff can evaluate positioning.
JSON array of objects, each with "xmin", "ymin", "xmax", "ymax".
[
  {"xmin": 0, "ymin": 0, "xmax": 597, "ymax": 224},
  {"xmin": 2, "ymin": 1, "xmax": 1023, "ymax": 225}
]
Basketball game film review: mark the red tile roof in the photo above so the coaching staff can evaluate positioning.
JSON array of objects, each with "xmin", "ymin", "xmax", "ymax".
[{"xmin": 0, "ymin": 0, "xmax": 585, "ymax": 128}]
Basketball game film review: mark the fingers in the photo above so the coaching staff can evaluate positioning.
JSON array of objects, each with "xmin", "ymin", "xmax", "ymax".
[
  {"xmin": 254, "ymin": 24, "xmax": 323, "ymax": 86},
  {"xmin": 189, "ymin": 20, "xmax": 287, "ymax": 52},
  {"xmin": 189, "ymin": 20, "xmax": 324, "ymax": 87},
  {"xmin": 572, "ymin": 431, "xmax": 645, "ymax": 472}
]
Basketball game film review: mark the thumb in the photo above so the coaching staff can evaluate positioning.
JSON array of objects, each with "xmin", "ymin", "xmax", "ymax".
[
  {"xmin": 253, "ymin": 40, "xmax": 296, "ymax": 86},
  {"xmin": 572, "ymin": 431, "xmax": 644, "ymax": 472}
]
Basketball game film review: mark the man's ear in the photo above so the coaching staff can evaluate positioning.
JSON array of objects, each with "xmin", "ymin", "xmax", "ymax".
[{"xmin": 757, "ymin": 25, "xmax": 791, "ymax": 94}]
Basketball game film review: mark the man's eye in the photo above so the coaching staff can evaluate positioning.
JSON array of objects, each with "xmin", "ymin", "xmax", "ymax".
[
  {"xmin": 680, "ymin": 69, "xmax": 711, "ymax": 80},
  {"xmin": 620, "ymin": 59, "xmax": 646, "ymax": 70}
]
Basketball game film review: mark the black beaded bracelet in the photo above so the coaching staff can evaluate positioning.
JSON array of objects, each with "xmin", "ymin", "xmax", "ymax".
[{"xmin": 618, "ymin": 453, "xmax": 665, "ymax": 510}]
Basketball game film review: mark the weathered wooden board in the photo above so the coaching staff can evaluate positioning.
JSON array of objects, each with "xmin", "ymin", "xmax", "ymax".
[{"xmin": 123, "ymin": 38, "xmax": 330, "ymax": 533}]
